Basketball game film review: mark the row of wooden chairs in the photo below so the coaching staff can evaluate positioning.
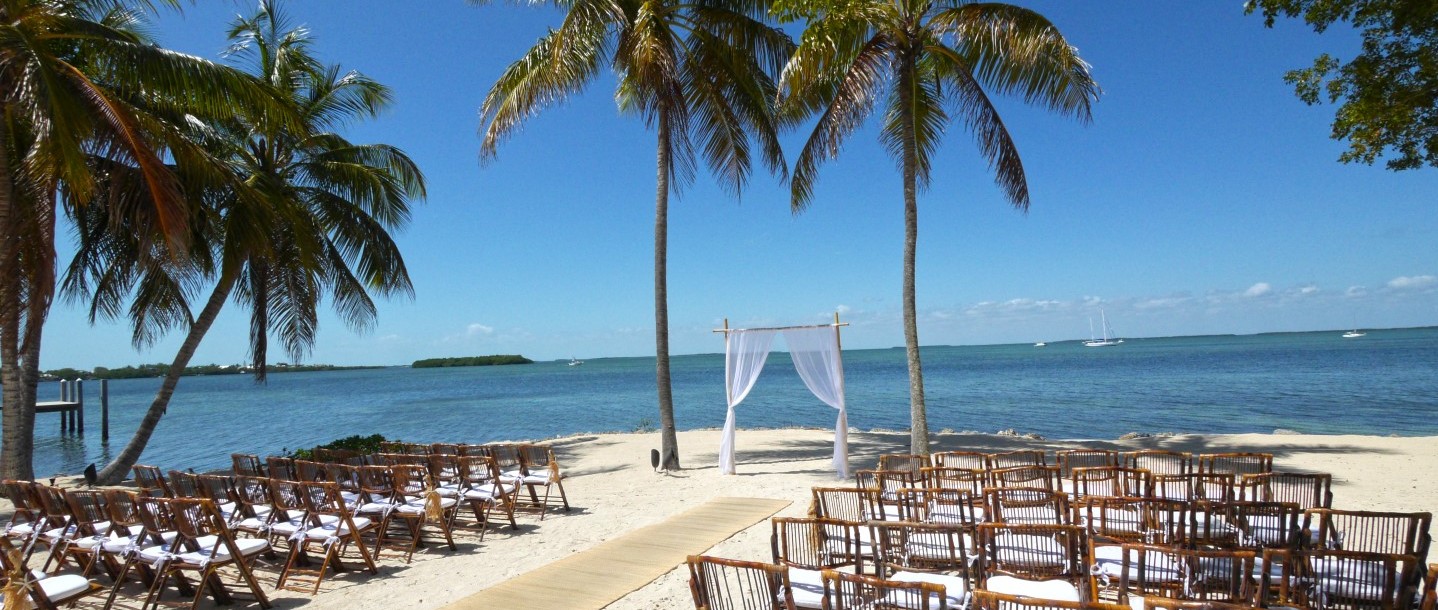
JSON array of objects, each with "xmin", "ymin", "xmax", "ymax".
[
  {"xmin": 229, "ymin": 441, "xmax": 571, "ymax": 519},
  {"xmin": 861, "ymin": 466, "xmax": 1333, "ymax": 509},
  {"xmin": 692, "ymin": 515, "xmax": 1438, "ymax": 610},
  {"xmin": 883, "ymin": 450, "xmax": 1277, "ymax": 478}
]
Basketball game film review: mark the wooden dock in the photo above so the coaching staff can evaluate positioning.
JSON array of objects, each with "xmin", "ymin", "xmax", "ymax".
[{"xmin": 6, "ymin": 380, "xmax": 110, "ymax": 439}]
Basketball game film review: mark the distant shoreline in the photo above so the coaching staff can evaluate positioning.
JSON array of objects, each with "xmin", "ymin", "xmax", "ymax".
[{"xmin": 38, "ymin": 363, "xmax": 384, "ymax": 381}]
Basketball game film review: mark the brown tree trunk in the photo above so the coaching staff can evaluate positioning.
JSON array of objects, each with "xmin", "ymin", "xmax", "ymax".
[
  {"xmin": 655, "ymin": 116, "xmax": 680, "ymax": 471},
  {"xmin": 94, "ymin": 276, "xmax": 235, "ymax": 484},
  {"xmin": 898, "ymin": 57, "xmax": 929, "ymax": 456},
  {"xmin": 0, "ymin": 117, "xmax": 37, "ymax": 482}
]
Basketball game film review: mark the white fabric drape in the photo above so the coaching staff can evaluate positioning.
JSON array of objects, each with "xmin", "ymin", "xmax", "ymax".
[
  {"xmin": 781, "ymin": 327, "xmax": 849, "ymax": 479},
  {"xmin": 719, "ymin": 329, "xmax": 778, "ymax": 475}
]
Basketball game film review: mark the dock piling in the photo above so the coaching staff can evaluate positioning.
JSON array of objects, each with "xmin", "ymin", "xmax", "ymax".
[{"xmin": 101, "ymin": 380, "xmax": 109, "ymax": 441}]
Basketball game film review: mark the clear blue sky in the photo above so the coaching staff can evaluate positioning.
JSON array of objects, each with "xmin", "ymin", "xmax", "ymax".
[{"xmin": 41, "ymin": 1, "xmax": 1438, "ymax": 369}]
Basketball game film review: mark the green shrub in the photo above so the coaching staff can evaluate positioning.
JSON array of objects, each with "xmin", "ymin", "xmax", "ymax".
[{"xmin": 292, "ymin": 433, "xmax": 390, "ymax": 460}]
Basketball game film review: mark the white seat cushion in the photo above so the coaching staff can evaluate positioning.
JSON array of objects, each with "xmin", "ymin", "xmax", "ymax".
[
  {"xmin": 176, "ymin": 537, "xmax": 270, "ymax": 563},
  {"xmin": 983, "ymin": 575, "xmax": 1081, "ymax": 601},
  {"xmin": 397, "ymin": 497, "xmax": 458, "ymax": 513},
  {"xmin": 888, "ymin": 571, "xmax": 967, "ymax": 608},
  {"xmin": 303, "ymin": 517, "xmax": 372, "ymax": 539},
  {"xmin": 787, "ymin": 567, "xmax": 826, "ymax": 609},
  {"xmin": 1091, "ymin": 546, "xmax": 1183, "ymax": 581},
  {"xmin": 994, "ymin": 534, "xmax": 1068, "ymax": 568},
  {"xmin": 37, "ymin": 573, "xmax": 92, "ymax": 603}
]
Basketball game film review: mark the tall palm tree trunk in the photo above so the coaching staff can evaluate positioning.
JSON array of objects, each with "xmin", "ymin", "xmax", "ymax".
[
  {"xmin": 898, "ymin": 60, "xmax": 929, "ymax": 456},
  {"xmin": 655, "ymin": 118, "xmax": 680, "ymax": 471},
  {"xmin": 95, "ymin": 276, "xmax": 236, "ymax": 485},
  {"xmin": 9, "ymin": 192, "xmax": 58, "ymax": 480},
  {"xmin": 0, "ymin": 117, "xmax": 36, "ymax": 482}
]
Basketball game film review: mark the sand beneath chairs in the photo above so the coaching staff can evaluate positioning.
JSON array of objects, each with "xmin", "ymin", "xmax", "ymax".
[{"xmin": 6, "ymin": 428, "xmax": 1437, "ymax": 610}]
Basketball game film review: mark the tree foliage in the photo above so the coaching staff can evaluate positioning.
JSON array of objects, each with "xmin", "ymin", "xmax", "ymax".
[{"xmin": 1247, "ymin": 0, "xmax": 1438, "ymax": 170}]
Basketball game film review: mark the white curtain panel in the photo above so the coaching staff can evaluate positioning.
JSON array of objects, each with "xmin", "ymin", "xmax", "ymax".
[
  {"xmin": 782, "ymin": 326, "xmax": 849, "ymax": 479},
  {"xmin": 719, "ymin": 329, "xmax": 778, "ymax": 475}
]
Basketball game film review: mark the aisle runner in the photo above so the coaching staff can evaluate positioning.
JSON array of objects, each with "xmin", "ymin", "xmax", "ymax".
[{"xmin": 444, "ymin": 496, "xmax": 791, "ymax": 609}]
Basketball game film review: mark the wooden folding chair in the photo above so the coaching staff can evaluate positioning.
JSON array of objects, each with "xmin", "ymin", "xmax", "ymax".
[
  {"xmin": 516, "ymin": 444, "xmax": 571, "ymax": 519},
  {"xmin": 1265, "ymin": 549, "xmax": 1420, "ymax": 610},
  {"xmin": 455, "ymin": 455, "xmax": 519, "ymax": 535},
  {"xmin": 1058, "ymin": 449, "xmax": 1122, "ymax": 478},
  {"xmin": 266, "ymin": 456, "xmax": 298, "ymax": 481},
  {"xmin": 231, "ymin": 453, "xmax": 265, "ymax": 477},
  {"xmin": 379, "ymin": 463, "xmax": 457, "ymax": 563},
  {"xmin": 277, "ymin": 481, "xmax": 378, "ymax": 593},
  {"xmin": 1107, "ymin": 544, "xmax": 1257, "ymax": 608},
  {"xmin": 0, "ymin": 536, "xmax": 105, "ymax": 610},
  {"xmin": 51, "ymin": 489, "xmax": 115, "ymax": 578},
  {"xmin": 895, "ymin": 488, "xmax": 981, "ymax": 530},
  {"xmin": 2, "ymin": 479, "xmax": 43, "ymax": 544},
  {"xmin": 878, "ymin": 453, "xmax": 931, "ymax": 474},
  {"xmin": 143, "ymin": 497, "xmax": 272, "ymax": 610},
  {"xmin": 132, "ymin": 465, "xmax": 172, "ymax": 498},
  {"xmin": 685, "ymin": 555, "xmax": 795, "ymax": 610},
  {"xmin": 811, "ymin": 487, "xmax": 877, "ymax": 523}
]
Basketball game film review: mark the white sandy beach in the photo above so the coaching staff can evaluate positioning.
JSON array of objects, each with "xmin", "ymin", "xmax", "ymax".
[{"xmin": 8, "ymin": 428, "xmax": 1438, "ymax": 609}]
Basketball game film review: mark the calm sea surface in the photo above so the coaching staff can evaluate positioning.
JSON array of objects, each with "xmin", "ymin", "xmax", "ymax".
[{"xmin": 30, "ymin": 327, "xmax": 1438, "ymax": 476}]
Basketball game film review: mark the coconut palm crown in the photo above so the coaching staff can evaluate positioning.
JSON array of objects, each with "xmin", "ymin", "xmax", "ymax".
[
  {"xmin": 476, "ymin": 0, "xmax": 794, "ymax": 469},
  {"xmin": 776, "ymin": 0, "xmax": 1099, "ymax": 454}
]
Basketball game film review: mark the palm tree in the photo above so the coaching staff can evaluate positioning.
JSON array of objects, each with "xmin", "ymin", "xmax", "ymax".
[
  {"xmin": 0, "ymin": 0, "xmax": 291, "ymax": 481},
  {"xmin": 777, "ymin": 1, "xmax": 1098, "ymax": 454},
  {"xmin": 476, "ymin": 0, "xmax": 792, "ymax": 469},
  {"xmin": 65, "ymin": 1, "xmax": 424, "ymax": 485}
]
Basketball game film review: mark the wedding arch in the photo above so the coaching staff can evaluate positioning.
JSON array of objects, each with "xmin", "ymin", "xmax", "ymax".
[{"xmin": 714, "ymin": 314, "xmax": 849, "ymax": 478}]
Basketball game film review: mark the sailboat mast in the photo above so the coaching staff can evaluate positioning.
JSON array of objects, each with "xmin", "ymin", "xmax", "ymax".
[{"xmin": 1100, "ymin": 309, "xmax": 1110, "ymax": 341}]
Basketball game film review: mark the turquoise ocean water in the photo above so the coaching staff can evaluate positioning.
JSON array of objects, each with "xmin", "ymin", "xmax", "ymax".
[{"xmin": 29, "ymin": 327, "xmax": 1438, "ymax": 477}]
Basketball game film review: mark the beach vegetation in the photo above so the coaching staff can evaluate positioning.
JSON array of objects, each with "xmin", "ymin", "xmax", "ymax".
[
  {"xmin": 65, "ymin": 0, "xmax": 424, "ymax": 485},
  {"xmin": 412, "ymin": 355, "xmax": 533, "ymax": 368},
  {"xmin": 1247, "ymin": 0, "xmax": 1438, "ymax": 170},
  {"xmin": 0, "ymin": 0, "xmax": 295, "ymax": 481},
  {"xmin": 774, "ymin": 0, "xmax": 1098, "ymax": 454},
  {"xmin": 475, "ymin": 0, "xmax": 794, "ymax": 470},
  {"xmin": 289, "ymin": 433, "xmax": 389, "ymax": 460}
]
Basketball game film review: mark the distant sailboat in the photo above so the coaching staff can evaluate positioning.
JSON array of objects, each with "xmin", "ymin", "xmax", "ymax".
[
  {"xmin": 1084, "ymin": 310, "xmax": 1121, "ymax": 347},
  {"xmin": 1034, "ymin": 342, "xmax": 1047, "ymax": 347},
  {"xmin": 568, "ymin": 356, "xmax": 584, "ymax": 366},
  {"xmin": 1341, "ymin": 330, "xmax": 1366, "ymax": 338}
]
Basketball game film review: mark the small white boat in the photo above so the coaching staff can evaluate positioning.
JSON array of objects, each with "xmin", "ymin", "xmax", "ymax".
[
  {"xmin": 1341, "ymin": 330, "xmax": 1365, "ymax": 338},
  {"xmin": 567, "ymin": 357, "xmax": 584, "ymax": 366},
  {"xmin": 1084, "ymin": 310, "xmax": 1121, "ymax": 347},
  {"xmin": 1034, "ymin": 342, "xmax": 1047, "ymax": 347}
]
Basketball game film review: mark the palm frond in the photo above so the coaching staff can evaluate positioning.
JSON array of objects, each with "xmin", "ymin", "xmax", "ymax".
[{"xmin": 929, "ymin": 41, "xmax": 1028, "ymax": 208}]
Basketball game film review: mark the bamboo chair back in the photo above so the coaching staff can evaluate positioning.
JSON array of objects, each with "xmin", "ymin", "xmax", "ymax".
[
  {"xmin": 1153, "ymin": 473, "xmax": 1235, "ymax": 502},
  {"xmin": 770, "ymin": 517, "xmax": 863, "ymax": 572},
  {"xmin": 231, "ymin": 453, "xmax": 265, "ymax": 477},
  {"xmin": 811, "ymin": 487, "xmax": 875, "ymax": 523},
  {"xmin": 932, "ymin": 451, "xmax": 987, "ymax": 470},
  {"xmin": 1304, "ymin": 509, "xmax": 1433, "ymax": 558},
  {"xmin": 822, "ymin": 570, "xmax": 948, "ymax": 609},
  {"xmin": 862, "ymin": 470, "xmax": 918, "ymax": 520},
  {"xmin": 194, "ymin": 474, "xmax": 237, "ymax": 514},
  {"xmin": 986, "ymin": 488, "xmax": 1072, "ymax": 526},
  {"xmin": 266, "ymin": 456, "xmax": 298, "ymax": 481},
  {"xmin": 484, "ymin": 444, "xmax": 524, "ymax": 476},
  {"xmin": 1058, "ymin": 449, "xmax": 1122, "ymax": 477},
  {"xmin": 1114, "ymin": 544, "xmax": 1257, "ymax": 604},
  {"xmin": 991, "ymin": 465, "xmax": 1063, "ymax": 492},
  {"xmin": 230, "ymin": 475, "xmax": 272, "ymax": 522},
  {"xmin": 1199, "ymin": 453, "xmax": 1273, "ymax": 477},
  {"xmin": 975, "ymin": 523, "xmax": 1092, "ymax": 597},
  {"xmin": 989, "ymin": 450, "xmax": 1048, "ymax": 470},
  {"xmin": 2, "ymin": 479, "xmax": 42, "ymax": 526},
  {"xmin": 102, "ymin": 490, "xmax": 144, "ymax": 541},
  {"xmin": 1070, "ymin": 467, "xmax": 1153, "ymax": 500},
  {"xmin": 1227, "ymin": 501, "xmax": 1303, "ymax": 551},
  {"xmin": 895, "ymin": 488, "xmax": 980, "ymax": 528},
  {"xmin": 430, "ymin": 443, "xmax": 461, "ymax": 455},
  {"xmin": 1142, "ymin": 598, "xmax": 1261, "ymax": 610},
  {"xmin": 1239, "ymin": 472, "xmax": 1333, "ymax": 509},
  {"xmin": 973, "ymin": 591, "xmax": 1130, "ymax": 610},
  {"xmin": 168, "ymin": 470, "xmax": 201, "ymax": 498},
  {"xmin": 132, "ymin": 464, "xmax": 172, "ymax": 497},
  {"xmin": 869, "ymin": 520, "xmax": 970, "ymax": 578},
  {"xmin": 685, "ymin": 555, "xmax": 795, "ymax": 610},
  {"xmin": 878, "ymin": 454, "xmax": 930, "ymax": 474},
  {"xmin": 923, "ymin": 467, "xmax": 988, "ymax": 496},
  {"xmin": 376, "ymin": 452, "xmax": 427, "ymax": 467},
  {"xmin": 294, "ymin": 460, "xmax": 327, "ymax": 482},
  {"xmin": 324, "ymin": 463, "xmax": 360, "ymax": 495},
  {"xmin": 1267, "ymin": 549, "xmax": 1420, "ymax": 610},
  {"xmin": 391, "ymin": 463, "xmax": 433, "ymax": 497},
  {"xmin": 1125, "ymin": 450, "xmax": 1193, "ymax": 476},
  {"xmin": 1075, "ymin": 497, "xmax": 1187, "ymax": 546}
]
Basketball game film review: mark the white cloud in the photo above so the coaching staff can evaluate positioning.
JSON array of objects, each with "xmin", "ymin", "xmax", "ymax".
[
  {"xmin": 1299, "ymin": 285, "xmax": 1319, "ymax": 295},
  {"xmin": 835, "ymin": 304, "xmax": 851, "ymax": 314},
  {"xmin": 1243, "ymin": 283, "xmax": 1272, "ymax": 298},
  {"xmin": 1387, "ymin": 275, "xmax": 1436, "ymax": 290},
  {"xmin": 466, "ymin": 323, "xmax": 494, "ymax": 337},
  {"xmin": 1134, "ymin": 296, "xmax": 1191, "ymax": 310},
  {"xmin": 1345, "ymin": 286, "xmax": 1368, "ymax": 298}
]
